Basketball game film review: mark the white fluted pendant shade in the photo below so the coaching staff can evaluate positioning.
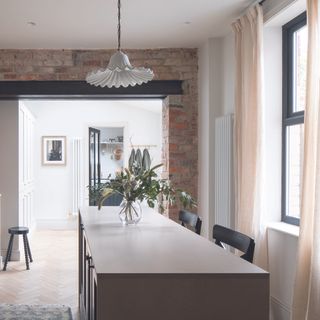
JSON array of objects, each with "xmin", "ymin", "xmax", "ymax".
[{"xmin": 86, "ymin": 51, "xmax": 154, "ymax": 88}]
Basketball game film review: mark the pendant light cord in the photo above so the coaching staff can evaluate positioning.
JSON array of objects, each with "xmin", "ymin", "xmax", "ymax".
[{"xmin": 117, "ymin": 0, "xmax": 121, "ymax": 51}]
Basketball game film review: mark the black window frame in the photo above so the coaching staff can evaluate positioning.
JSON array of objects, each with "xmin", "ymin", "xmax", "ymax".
[{"xmin": 282, "ymin": 11, "xmax": 307, "ymax": 226}]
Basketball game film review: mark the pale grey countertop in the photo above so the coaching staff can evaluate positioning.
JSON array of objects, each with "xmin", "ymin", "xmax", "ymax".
[{"xmin": 80, "ymin": 206, "xmax": 268, "ymax": 276}]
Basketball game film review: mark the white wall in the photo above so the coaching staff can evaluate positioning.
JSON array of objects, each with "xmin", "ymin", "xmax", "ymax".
[
  {"xmin": 263, "ymin": 0, "xmax": 305, "ymax": 316},
  {"xmin": 198, "ymin": 41, "xmax": 211, "ymax": 239},
  {"xmin": 222, "ymin": 33, "xmax": 235, "ymax": 115},
  {"xmin": 198, "ymin": 38, "xmax": 226, "ymax": 239},
  {"xmin": 0, "ymin": 101, "xmax": 20, "ymax": 260},
  {"xmin": 198, "ymin": 43, "xmax": 212, "ymax": 238},
  {"xmin": 268, "ymin": 225, "xmax": 298, "ymax": 320},
  {"xmin": 198, "ymin": 33, "xmax": 237, "ymax": 239},
  {"xmin": 198, "ymin": 3, "xmax": 300, "ymax": 318},
  {"xmin": 24, "ymin": 100, "xmax": 162, "ymax": 228}
]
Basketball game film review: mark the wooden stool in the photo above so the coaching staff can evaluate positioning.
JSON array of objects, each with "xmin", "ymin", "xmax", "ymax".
[{"xmin": 3, "ymin": 227, "xmax": 33, "ymax": 271}]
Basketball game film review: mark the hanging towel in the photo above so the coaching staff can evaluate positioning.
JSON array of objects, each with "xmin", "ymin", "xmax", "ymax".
[
  {"xmin": 135, "ymin": 149, "xmax": 143, "ymax": 171},
  {"xmin": 128, "ymin": 149, "xmax": 136, "ymax": 170},
  {"xmin": 142, "ymin": 148, "xmax": 151, "ymax": 171}
]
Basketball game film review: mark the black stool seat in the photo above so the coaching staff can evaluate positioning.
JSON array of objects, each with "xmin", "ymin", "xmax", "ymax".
[
  {"xmin": 8, "ymin": 227, "xmax": 29, "ymax": 235},
  {"xmin": 3, "ymin": 226, "xmax": 33, "ymax": 271}
]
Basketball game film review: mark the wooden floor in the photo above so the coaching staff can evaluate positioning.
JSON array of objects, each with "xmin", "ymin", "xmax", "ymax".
[{"xmin": 0, "ymin": 230, "xmax": 78, "ymax": 319}]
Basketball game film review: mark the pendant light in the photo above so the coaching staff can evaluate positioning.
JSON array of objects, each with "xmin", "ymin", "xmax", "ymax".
[{"xmin": 86, "ymin": 0, "xmax": 154, "ymax": 88}]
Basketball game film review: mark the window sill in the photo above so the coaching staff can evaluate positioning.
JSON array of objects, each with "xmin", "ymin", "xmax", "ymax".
[{"xmin": 267, "ymin": 222, "xmax": 299, "ymax": 238}]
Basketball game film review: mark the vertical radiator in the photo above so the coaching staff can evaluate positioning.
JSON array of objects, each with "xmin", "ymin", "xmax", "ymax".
[
  {"xmin": 214, "ymin": 114, "xmax": 234, "ymax": 229},
  {"xmin": 72, "ymin": 138, "xmax": 83, "ymax": 215}
]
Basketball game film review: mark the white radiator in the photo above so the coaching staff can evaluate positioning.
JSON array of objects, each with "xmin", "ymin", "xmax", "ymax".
[
  {"xmin": 72, "ymin": 138, "xmax": 83, "ymax": 214},
  {"xmin": 214, "ymin": 114, "xmax": 234, "ymax": 228}
]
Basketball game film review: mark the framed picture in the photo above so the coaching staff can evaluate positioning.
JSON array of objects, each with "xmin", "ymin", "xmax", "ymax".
[{"xmin": 42, "ymin": 136, "xmax": 66, "ymax": 166}]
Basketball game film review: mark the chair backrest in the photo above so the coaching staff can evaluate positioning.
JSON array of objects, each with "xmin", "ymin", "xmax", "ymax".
[
  {"xmin": 212, "ymin": 224, "xmax": 255, "ymax": 263},
  {"xmin": 179, "ymin": 210, "xmax": 202, "ymax": 235}
]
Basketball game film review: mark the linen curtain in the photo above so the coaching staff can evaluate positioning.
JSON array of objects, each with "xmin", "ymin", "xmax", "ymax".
[
  {"xmin": 292, "ymin": 0, "xmax": 320, "ymax": 319},
  {"xmin": 232, "ymin": 5, "xmax": 267, "ymax": 268}
]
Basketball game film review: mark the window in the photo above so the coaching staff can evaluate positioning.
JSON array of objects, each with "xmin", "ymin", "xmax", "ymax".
[{"xmin": 282, "ymin": 12, "xmax": 307, "ymax": 225}]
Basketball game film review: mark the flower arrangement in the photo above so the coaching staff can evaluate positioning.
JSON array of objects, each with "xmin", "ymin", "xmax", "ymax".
[{"xmin": 89, "ymin": 163, "xmax": 196, "ymax": 224}]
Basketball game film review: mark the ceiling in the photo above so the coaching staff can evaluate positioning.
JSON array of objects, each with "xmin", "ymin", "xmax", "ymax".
[
  {"xmin": 0, "ymin": 0, "xmax": 254, "ymax": 49},
  {"xmin": 24, "ymin": 99, "xmax": 163, "ymax": 114},
  {"xmin": 265, "ymin": 0, "xmax": 305, "ymax": 27}
]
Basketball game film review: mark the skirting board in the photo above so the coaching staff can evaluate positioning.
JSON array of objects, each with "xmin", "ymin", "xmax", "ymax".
[
  {"xmin": 35, "ymin": 218, "xmax": 77, "ymax": 230},
  {"xmin": 0, "ymin": 249, "xmax": 20, "ymax": 262},
  {"xmin": 270, "ymin": 296, "xmax": 291, "ymax": 320}
]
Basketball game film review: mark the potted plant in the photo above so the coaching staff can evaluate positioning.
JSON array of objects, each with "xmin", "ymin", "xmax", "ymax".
[{"xmin": 90, "ymin": 163, "xmax": 196, "ymax": 225}]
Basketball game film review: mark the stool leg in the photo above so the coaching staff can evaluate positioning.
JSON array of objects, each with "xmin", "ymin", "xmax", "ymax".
[
  {"xmin": 3, "ymin": 234, "xmax": 14, "ymax": 271},
  {"xmin": 25, "ymin": 235, "xmax": 33, "ymax": 262},
  {"xmin": 23, "ymin": 234, "xmax": 30, "ymax": 270}
]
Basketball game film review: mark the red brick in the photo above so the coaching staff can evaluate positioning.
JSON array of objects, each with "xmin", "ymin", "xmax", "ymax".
[
  {"xmin": 0, "ymin": 48, "xmax": 198, "ymax": 219},
  {"xmin": 170, "ymin": 122, "xmax": 188, "ymax": 130},
  {"xmin": 3, "ymin": 74, "xmax": 17, "ymax": 80},
  {"xmin": 83, "ymin": 60, "xmax": 101, "ymax": 67},
  {"xmin": 169, "ymin": 143, "xmax": 178, "ymax": 152}
]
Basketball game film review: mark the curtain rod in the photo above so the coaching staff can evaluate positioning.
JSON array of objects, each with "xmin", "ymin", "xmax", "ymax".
[
  {"xmin": 234, "ymin": 0, "xmax": 265, "ymax": 22},
  {"xmin": 131, "ymin": 144, "xmax": 157, "ymax": 148}
]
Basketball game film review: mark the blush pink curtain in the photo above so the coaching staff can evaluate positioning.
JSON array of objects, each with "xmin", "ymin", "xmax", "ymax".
[
  {"xmin": 292, "ymin": 1, "xmax": 320, "ymax": 319},
  {"xmin": 232, "ymin": 5, "xmax": 267, "ymax": 268}
]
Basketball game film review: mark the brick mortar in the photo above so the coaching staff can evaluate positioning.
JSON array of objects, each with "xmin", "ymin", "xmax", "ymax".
[{"xmin": 0, "ymin": 48, "xmax": 198, "ymax": 219}]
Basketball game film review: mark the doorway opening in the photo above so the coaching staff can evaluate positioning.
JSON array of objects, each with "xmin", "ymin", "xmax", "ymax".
[
  {"xmin": 89, "ymin": 126, "xmax": 125, "ymax": 206},
  {"xmin": 19, "ymin": 98, "xmax": 163, "ymax": 230},
  {"xmin": 0, "ymin": 80, "xmax": 183, "ymax": 320}
]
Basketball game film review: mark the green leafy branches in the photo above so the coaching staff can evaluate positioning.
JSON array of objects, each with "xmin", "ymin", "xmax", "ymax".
[{"xmin": 89, "ymin": 164, "xmax": 197, "ymax": 213}]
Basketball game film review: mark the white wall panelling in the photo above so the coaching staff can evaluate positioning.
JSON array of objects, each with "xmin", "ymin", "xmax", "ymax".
[{"xmin": 19, "ymin": 102, "xmax": 35, "ymax": 230}]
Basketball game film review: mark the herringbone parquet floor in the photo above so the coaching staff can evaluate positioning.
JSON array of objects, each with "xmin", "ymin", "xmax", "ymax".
[{"xmin": 0, "ymin": 230, "xmax": 78, "ymax": 319}]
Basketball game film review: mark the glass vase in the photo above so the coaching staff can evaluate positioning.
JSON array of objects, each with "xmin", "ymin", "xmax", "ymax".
[{"xmin": 119, "ymin": 200, "xmax": 142, "ymax": 225}]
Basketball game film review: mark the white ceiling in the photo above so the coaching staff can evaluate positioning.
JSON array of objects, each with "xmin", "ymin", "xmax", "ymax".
[
  {"xmin": 265, "ymin": 0, "xmax": 306, "ymax": 27},
  {"xmin": 0, "ymin": 0, "xmax": 254, "ymax": 49},
  {"xmin": 23, "ymin": 99, "xmax": 163, "ymax": 114}
]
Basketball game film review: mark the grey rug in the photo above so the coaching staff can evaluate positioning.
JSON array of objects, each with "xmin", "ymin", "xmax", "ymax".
[{"xmin": 0, "ymin": 304, "xmax": 72, "ymax": 320}]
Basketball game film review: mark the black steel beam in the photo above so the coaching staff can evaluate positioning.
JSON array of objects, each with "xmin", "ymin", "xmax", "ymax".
[{"xmin": 0, "ymin": 80, "xmax": 183, "ymax": 99}]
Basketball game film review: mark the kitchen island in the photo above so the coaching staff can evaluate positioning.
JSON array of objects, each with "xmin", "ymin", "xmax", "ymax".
[{"xmin": 79, "ymin": 206, "xmax": 269, "ymax": 320}]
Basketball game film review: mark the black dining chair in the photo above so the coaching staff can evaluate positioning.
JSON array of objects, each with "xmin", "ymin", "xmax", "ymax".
[
  {"xmin": 179, "ymin": 210, "xmax": 202, "ymax": 235},
  {"xmin": 212, "ymin": 224, "xmax": 255, "ymax": 263}
]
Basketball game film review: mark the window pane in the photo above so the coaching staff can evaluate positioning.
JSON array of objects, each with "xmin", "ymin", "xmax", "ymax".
[
  {"xmin": 286, "ymin": 124, "xmax": 304, "ymax": 218},
  {"xmin": 293, "ymin": 26, "xmax": 308, "ymax": 112}
]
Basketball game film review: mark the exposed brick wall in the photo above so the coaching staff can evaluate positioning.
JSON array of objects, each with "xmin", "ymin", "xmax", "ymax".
[{"xmin": 0, "ymin": 48, "xmax": 198, "ymax": 220}]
